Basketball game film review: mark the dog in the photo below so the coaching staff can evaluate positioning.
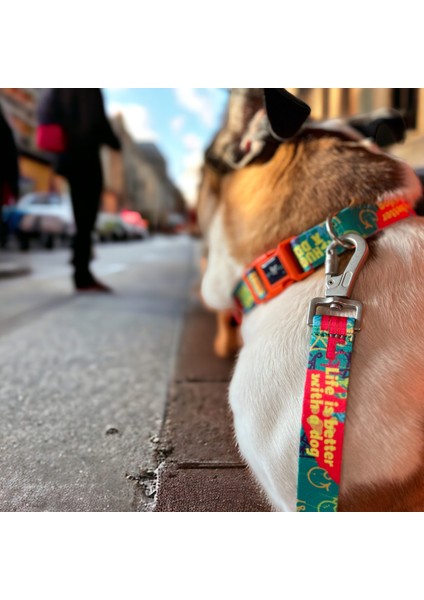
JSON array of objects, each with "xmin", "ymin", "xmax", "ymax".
[
  {"xmin": 197, "ymin": 89, "xmax": 282, "ymax": 358},
  {"xmin": 198, "ymin": 89, "xmax": 410, "ymax": 359},
  {"xmin": 199, "ymin": 89, "xmax": 424, "ymax": 511}
]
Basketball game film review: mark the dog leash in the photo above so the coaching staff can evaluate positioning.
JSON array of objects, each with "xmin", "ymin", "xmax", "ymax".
[
  {"xmin": 232, "ymin": 198, "xmax": 416, "ymax": 512},
  {"xmin": 297, "ymin": 232, "xmax": 367, "ymax": 511}
]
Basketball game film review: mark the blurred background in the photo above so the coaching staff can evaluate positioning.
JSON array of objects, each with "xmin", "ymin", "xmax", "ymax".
[
  {"xmin": 0, "ymin": 88, "xmax": 229, "ymax": 251},
  {"xmin": 1, "ymin": 88, "xmax": 423, "ymax": 256},
  {"xmin": 288, "ymin": 88, "xmax": 424, "ymax": 164}
]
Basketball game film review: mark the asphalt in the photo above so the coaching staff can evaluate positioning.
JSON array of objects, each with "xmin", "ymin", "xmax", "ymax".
[
  {"xmin": 0, "ymin": 235, "xmax": 271, "ymax": 512},
  {"xmin": 0, "ymin": 236, "xmax": 196, "ymax": 511}
]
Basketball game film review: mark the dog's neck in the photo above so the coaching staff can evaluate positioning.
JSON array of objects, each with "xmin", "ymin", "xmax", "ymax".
[
  {"xmin": 233, "ymin": 198, "xmax": 417, "ymax": 317},
  {"xmin": 220, "ymin": 137, "xmax": 421, "ymax": 267}
]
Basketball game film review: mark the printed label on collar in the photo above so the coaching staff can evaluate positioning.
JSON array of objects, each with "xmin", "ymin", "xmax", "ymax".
[
  {"xmin": 246, "ymin": 269, "xmax": 267, "ymax": 299},
  {"xmin": 291, "ymin": 227, "xmax": 331, "ymax": 271},
  {"xmin": 377, "ymin": 198, "xmax": 415, "ymax": 228},
  {"xmin": 234, "ymin": 280, "xmax": 256, "ymax": 312},
  {"xmin": 260, "ymin": 255, "xmax": 287, "ymax": 284}
]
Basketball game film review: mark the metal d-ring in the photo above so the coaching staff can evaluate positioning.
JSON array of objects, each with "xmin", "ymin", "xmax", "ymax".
[{"xmin": 325, "ymin": 213, "xmax": 355, "ymax": 249}]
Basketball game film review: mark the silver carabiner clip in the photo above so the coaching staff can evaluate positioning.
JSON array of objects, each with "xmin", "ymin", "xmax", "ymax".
[
  {"xmin": 325, "ymin": 234, "xmax": 369, "ymax": 299},
  {"xmin": 307, "ymin": 232, "xmax": 369, "ymax": 331}
]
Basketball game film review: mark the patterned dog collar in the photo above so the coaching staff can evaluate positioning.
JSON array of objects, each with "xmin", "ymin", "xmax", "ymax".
[{"xmin": 233, "ymin": 198, "xmax": 415, "ymax": 315}]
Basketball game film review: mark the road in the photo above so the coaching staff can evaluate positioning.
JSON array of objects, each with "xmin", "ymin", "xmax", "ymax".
[{"xmin": 0, "ymin": 235, "xmax": 199, "ymax": 511}]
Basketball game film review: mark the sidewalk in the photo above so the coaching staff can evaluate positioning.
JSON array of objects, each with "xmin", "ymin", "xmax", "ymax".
[
  {"xmin": 0, "ymin": 263, "xmax": 31, "ymax": 279},
  {"xmin": 0, "ymin": 236, "xmax": 198, "ymax": 512},
  {"xmin": 153, "ymin": 292, "xmax": 272, "ymax": 512},
  {"xmin": 0, "ymin": 252, "xmax": 31, "ymax": 279}
]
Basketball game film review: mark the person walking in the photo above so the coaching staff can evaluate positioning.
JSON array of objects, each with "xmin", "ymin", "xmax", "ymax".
[{"xmin": 37, "ymin": 89, "xmax": 121, "ymax": 291}]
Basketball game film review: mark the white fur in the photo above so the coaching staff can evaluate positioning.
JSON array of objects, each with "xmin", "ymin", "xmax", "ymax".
[
  {"xmin": 231, "ymin": 219, "xmax": 424, "ymax": 510},
  {"xmin": 201, "ymin": 208, "xmax": 244, "ymax": 311},
  {"xmin": 202, "ymin": 177, "xmax": 424, "ymax": 511}
]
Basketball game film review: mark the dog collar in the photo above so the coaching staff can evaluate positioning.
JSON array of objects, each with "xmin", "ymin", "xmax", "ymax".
[{"xmin": 233, "ymin": 197, "xmax": 416, "ymax": 315}]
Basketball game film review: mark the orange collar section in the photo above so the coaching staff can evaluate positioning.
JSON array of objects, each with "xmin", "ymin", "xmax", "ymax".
[{"xmin": 233, "ymin": 198, "xmax": 416, "ymax": 316}]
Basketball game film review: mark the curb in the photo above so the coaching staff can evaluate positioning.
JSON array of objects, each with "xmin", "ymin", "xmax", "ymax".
[
  {"xmin": 153, "ymin": 300, "xmax": 272, "ymax": 512},
  {"xmin": 0, "ymin": 263, "xmax": 31, "ymax": 279}
]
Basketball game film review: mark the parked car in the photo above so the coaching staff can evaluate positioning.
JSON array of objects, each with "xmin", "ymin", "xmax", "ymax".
[
  {"xmin": 4, "ymin": 192, "xmax": 75, "ymax": 249},
  {"xmin": 95, "ymin": 210, "xmax": 149, "ymax": 242},
  {"xmin": 95, "ymin": 212, "xmax": 127, "ymax": 242},
  {"xmin": 120, "ymin": 210, "xmax": 149, "ymax": 239}
]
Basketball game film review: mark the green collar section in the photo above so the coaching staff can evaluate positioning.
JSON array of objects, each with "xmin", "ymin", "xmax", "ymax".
[{"xmin": 290, "ymin": 199, "xmax": 414, "ymax": 272}]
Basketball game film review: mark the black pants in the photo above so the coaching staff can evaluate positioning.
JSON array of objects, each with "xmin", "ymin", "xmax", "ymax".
[{"xmin": 67, "ymin": 155, "xmax": 103, "ymax": 287}]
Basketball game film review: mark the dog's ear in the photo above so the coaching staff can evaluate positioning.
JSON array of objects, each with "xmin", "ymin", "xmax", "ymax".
[
  {"xmin": 347, "ymin": 108, "xmax": 406, "ymax": 147},
  {"xmin": 263, "ymin": 88, "xmax": 311, "ymax": 140}
]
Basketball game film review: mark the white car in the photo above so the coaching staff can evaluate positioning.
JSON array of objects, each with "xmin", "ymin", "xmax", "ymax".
[
  {"xmin": 15, "ymin": 192, "xmax": 75, "ymax": 248},
  {"xmin": 17, "ymin": 193, "xmax": 75, "ymax": 233}
]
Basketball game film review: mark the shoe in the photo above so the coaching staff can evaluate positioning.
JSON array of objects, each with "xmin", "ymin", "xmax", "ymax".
[{"xmin": 74, "ymin": 277, "xmax": 113, "ymax": 293}]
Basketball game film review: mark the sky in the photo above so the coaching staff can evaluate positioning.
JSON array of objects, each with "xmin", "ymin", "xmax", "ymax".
[{"xmin": 103, "ymin": 88, "xmax": 229, "ymax": 206}]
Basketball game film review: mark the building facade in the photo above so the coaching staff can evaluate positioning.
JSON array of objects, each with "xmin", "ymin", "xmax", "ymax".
[
  {"xmin": 0, "ymin": 88, "xmax": 58, "ymax": 195},
  {"xmin": 103, "ymin": 115, "xmax": 186, "ymax": 229},
  {"xmin": 289, "ymin": 88, "xmax": 424, "ymax": 135},
  {"xmin": 1, "ymin": 89, "xmax": 187, "ymax": 227},
  {"xmin": 287, "ymin": 88, "xmax": 423, "ymax": 131},
  {"xmin": 286, "ymin": 88, "xmax": 424, "ymax": 167}
]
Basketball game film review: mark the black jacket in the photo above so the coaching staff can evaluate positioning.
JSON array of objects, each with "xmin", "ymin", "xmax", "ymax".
[{"xmin": 37, "ymin": 88, "xmax": 121, "ymax": 175}]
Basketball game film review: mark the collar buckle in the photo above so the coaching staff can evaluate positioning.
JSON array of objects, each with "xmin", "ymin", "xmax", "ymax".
[{"xmin": 240, "ymin": 237, "xmax": 310, "ymax": 306}]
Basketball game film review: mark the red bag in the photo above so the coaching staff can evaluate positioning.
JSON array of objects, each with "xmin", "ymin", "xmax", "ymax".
[{"xmin": 36, "ymin": 123, "xmax": 66, "ymax": 153}]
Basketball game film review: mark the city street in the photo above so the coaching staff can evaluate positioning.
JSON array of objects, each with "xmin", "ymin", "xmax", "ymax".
[{"xmin": 0, "ymin": 235, "xmax": 199, "ymax": 511}]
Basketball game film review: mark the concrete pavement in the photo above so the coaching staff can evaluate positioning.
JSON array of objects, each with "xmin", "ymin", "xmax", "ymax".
[
  {"xmin": 0, "ymin": 235, "xmax": 271, "ymax": 511},
  {"xmin": 0, "ymin": 236, "xmax": 196, "ymax": 511}
]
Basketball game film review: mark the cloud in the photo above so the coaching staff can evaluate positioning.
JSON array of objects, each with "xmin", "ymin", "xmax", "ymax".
[
  {"xmin": 178, "ymin": 162, "xmax": 203, "ymax": 207},
  {"xmin": 107, "ymin": 101, "xmax": 158, "ymax": 142},
  {"xmin": 178, "ymin": 132, "xmax": 205, "ymax": 206},
  {"xmin": 174, "ymin": 88, "xmax": 221, "ymax": 127},
  {"xmin": 171, "ymin": 115, "xmax": 185, "ymax": 134},
  {"xmin": 182, "ymin": 132, "xmax": 203, "ymax": 152}
]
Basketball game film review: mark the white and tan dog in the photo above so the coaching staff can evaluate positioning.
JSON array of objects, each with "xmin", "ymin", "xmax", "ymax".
[{"xmin": 200, "ymin": 90, "xmax": 424, "ymax": 511}]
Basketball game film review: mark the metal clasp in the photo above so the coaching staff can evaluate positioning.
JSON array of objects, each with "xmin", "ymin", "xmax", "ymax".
[
  {"xmin": 325, "ymin": 234, "xmax": 369, "ymax": 298},
  {"xmin": 307, "ymin": 232, "xmax": 369, "ymax": 331}
]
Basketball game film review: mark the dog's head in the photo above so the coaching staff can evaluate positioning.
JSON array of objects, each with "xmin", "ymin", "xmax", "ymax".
[{"xmin": 199, "ymin": 89, "xmax": 423, "ymax": 311}]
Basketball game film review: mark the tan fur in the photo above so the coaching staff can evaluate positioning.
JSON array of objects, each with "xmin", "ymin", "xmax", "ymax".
[
  {"xmin": 222, "ymin": 133, "xmax": 403, "ymax": 265},
  {"xmin": 339, "ymin": 438, "xmax": 424, "ymax": 511},
  {"xmin": 213, "ymin": 310, "xmax": 242, "ymax": 359},
  {"xmin": 198, "ymin": 132, "xmax": 405, "ymax": 362}
]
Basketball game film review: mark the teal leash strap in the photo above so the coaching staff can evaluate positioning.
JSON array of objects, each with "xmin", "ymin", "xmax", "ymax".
[{"xmin": 296, "ymin": 314, "xmax": 356, "ymax": 512}]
